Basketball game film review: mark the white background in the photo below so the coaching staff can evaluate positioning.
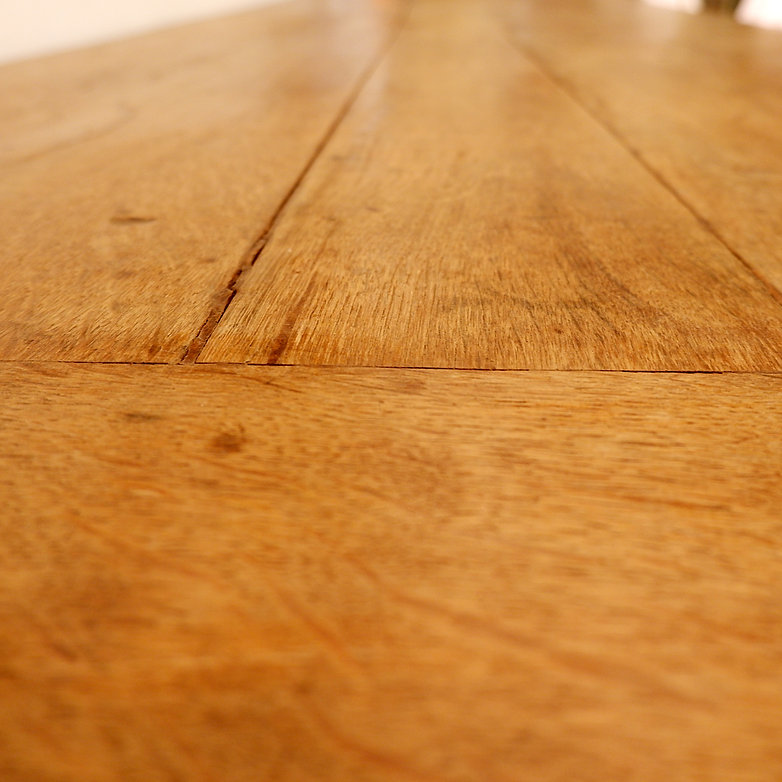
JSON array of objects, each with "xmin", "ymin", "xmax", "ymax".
[
  {"xmin": 737, "ymin": 0, "xmax": 782, "ymax": 28},
  {"xmin": 0, "ymin": 0, "xmax": 282, "ymax": 64}
]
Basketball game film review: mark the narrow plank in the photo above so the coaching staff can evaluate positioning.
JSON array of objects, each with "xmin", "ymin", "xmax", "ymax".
[
  {"xmin": 0, "ymin": 0, "xmax": 401, "ymax": 361},
  {"xmin": 502, "ymin": 0, "xmax": 782, "ymax": 293},
  {"xmin": 1, "ymin": 363, "xmax": 781, "ymax": 781},
  {"xmin": 201, "ymin": 0, "xmax": 782, "ymax": 370}
]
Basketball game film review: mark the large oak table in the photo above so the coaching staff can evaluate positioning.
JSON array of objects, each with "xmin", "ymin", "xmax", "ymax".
[{"xmin": 1, "ymin": 0, "xmax": 781, "ymax": 779}]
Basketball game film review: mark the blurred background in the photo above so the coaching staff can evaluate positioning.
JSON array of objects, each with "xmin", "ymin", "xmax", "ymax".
[
  {"xmin": 649, "ymin": 0, "xmax": 782, "ymax": 26},
  {"xmin": 0, "ymin": 0, "xmax": 780, "ymax": 66},
  {"xmin": 0, "ymin": 0, "xmax": 282, "ymax": 64}
]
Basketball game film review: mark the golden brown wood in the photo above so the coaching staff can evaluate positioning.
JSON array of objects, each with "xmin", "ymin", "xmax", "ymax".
[
  {"xmin": 1, "ymin": 363, "xmax": 781, "ymax": 781},
  {"xmin": 200, "ymin": 0, "xmax": 782, "ymax": 370},
  {"xmin": 502, "ymin": 0, "xmax": 782, "ymax": 294},
  {"xmin": 0, "ymin": 0, "xmax": 402, "ymax": 361},
  {"xmin": 2, "ymin": 0, "xmax": 782, "ymax": 779}
]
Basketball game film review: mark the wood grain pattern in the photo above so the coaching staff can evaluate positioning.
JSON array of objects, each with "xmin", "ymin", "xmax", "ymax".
[
  {"xmin": 200, "ymin": 0, "xmax": 782, "ymax": 370},
  {"xmin": 2, "ymin": 363, "xmax": 781, "ymax": 782},
  {"xmin": 502, "ymin": 0, "xmax": 782, "ymax": 294},
  {"xmin": 0, "ymin": 0, "xmax": 402, "ymax": 362},
  {"xmin": 2, "ymin": 1, "xmax": 782, "ymax": 780}
]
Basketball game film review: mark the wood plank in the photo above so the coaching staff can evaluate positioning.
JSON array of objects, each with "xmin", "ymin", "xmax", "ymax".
[
  {"xmin": 200, "ymin": 0, "xmax": 782, "ymax": 370},
  {"xmin": 0, "ymin": 0, "xmax": 401, "ymax": 361},
  {"xmin": 1, "ymin": 363, "xmax": 781, "ymax": 781},
  {"xmin": 502, "ymin": 0, "xmax": 782, "ymax": 293}
]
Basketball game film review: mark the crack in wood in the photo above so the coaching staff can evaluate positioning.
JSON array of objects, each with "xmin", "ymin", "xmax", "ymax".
[{"xmin": 179, "ymin": 5, "xmax": 413, "ymax": 366}]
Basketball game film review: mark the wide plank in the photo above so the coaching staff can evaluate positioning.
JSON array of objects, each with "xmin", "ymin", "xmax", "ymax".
[
  {"xmin": 201, "ymin": 0, "xmax": 782, "ymax": 370},
  {"xmin": 0, "ymin": 0, "xmax": 401, "ymax": 361},
  {"xmin": 1, "ymin": 363, "xmax": 781, "ymax": 781},
  {"xmin": 502, "ymin": 0, "xmax": 782, "ymax": 294}
]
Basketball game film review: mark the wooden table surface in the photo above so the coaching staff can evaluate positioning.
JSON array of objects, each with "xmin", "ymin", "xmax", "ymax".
[{"xmin": 1, "ymin": 0, "xmax": 781, "ymax": 779}]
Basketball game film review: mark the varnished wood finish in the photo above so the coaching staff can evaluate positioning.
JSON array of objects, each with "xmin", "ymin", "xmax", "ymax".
[
  {"xmin": 200, "ymin": 0, "xmax": 782, "ymax": 370},
  {"xmin": 0, "ymin": 0, "xmax": 401, "ymax": 361},
  {"xmin": 2, "ymin": 0, "xmax": 782, "ymax": 779},
  {"xmin": 1, "ymin": 363, "xmax": 781, "ymax": 781},
  {"xmin": 503, "ymin": 0, "xmax": 782, "ymax": 294}
]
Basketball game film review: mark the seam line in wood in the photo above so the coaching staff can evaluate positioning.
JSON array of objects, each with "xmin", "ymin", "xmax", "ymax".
[
  {"xmin": 2, "ymin": 358, "xmax": 781, "ymax": 376},
  {"xmin": 507, "ymin": 36, "xmax": 782, "ymax": 310},
  {"xmin": 178, "ymin": 4, "xmax": 412, "ymax": 365}
]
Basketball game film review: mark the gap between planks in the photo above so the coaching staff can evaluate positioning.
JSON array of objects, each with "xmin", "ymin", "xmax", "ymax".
[
  {"xmin": 178, "ymin": 3, "xmax": 413, "ymax": 365},
  {"xmin": 506, "ymin": 34, "xmax": 782, "ymax": 309},
  {"xmin": 1, "ymin": 358, "xmax": 780, "ymax": 376}
]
